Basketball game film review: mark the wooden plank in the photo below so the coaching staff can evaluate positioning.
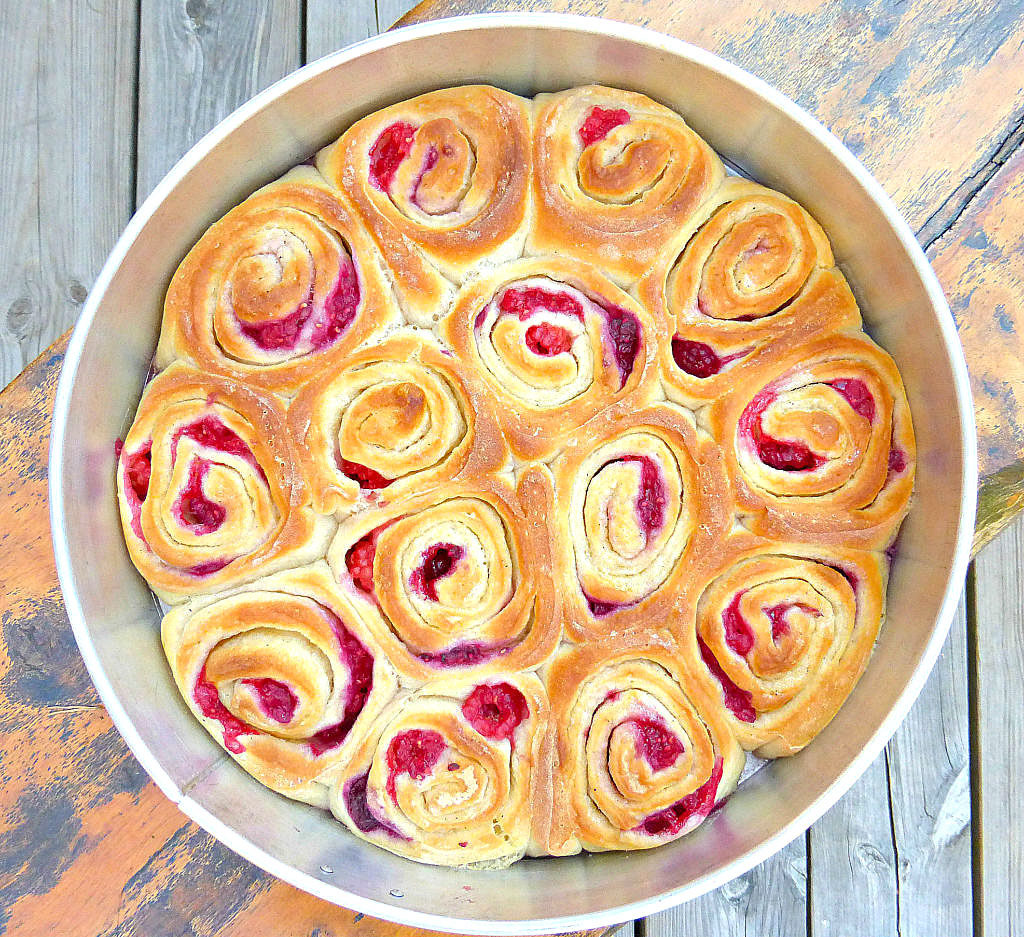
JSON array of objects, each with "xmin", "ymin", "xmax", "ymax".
[
  {"xmin": 887, "ymin": 601, "xmax": 973, "ymax": 935},
  {"xmin": 973, "ymin": 520, "xmax": 1024, "ymax": 937},
  {"xmin": 0, "ymin": 0, "xmax": 136, "ymax": 389},
  {"xmin": 136, "ymin": 0, "xmax": 303, "ymax": 200},
  {"xmin": 378, "ymin": 0, "xmax": 421, "ymax": 31},
  {"xmin": 644, "ymin": 837, "xmax": 807, "ymax": 937},
  {"xmin": 928, "ymin": 144, "xmax": 1024, "ymax": 551},
  {"xmin": 305, "ymin": 0, "xmax": 378, "ymax": 62},
  {"xmin": 808, "ymin": 759, "xmax": 897, "ymax": 937}
]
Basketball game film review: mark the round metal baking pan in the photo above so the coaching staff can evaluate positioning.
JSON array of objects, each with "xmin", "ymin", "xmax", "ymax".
[{"xmin": 49, "ymin": 14, "xmax": 977, "ymax": 935}]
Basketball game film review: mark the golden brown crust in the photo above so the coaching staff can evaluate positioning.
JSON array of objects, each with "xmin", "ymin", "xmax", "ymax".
[
  {"xmin": 116, "ymin": 363, "xmax": 335, "ymax": 603},
  {"xmin": 549, "ymin": 403, "xmax": 732, "ymax": 641},
  {"xmin": 440, "ymin": 256, "xmax": 659, "ymax": 461},
  {"xmin": 668, "ymin": 534, "xmax": 886, "ymax": 758},
  {"xmin": 326, "ymin": 672, "xmax": 553, "ymax": 867},
  {"xmin": 708, "ymin": 331, "xmax": 916, "ymax": 550},
  {"xmin": 318, "ymin": 85, "xmax": 533, "ymax": 323},
  {"xmin": 325, "ymin": 468, "xmax": 560, "ymax": 683},
  {"xmin": 117, "ymin": 83, "xmax": 918, "ymax": 869},
  {"xmin": 639, "ymin": 178, "xmax": 861, "ymax": 408},
  {"xmin": 156, "ymin": 166, "xmax": 401, "ymax": 398},
  {"xmin": 529, "ymin": 86, "xmax": 725, "ymax": 286},
  {"xmin": 161, "ymin": 563, "xmax": 399, "ymax": 804},
  {"xmin": 544, "ymin": 631, "xmax": 744, "ymax": 854},
  {"xmin": 286, "ymin": 330, "xmax": 508, "ymax": 518}
]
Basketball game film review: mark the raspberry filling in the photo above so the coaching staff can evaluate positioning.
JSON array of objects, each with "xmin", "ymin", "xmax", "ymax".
[
  {"xmin": 237, "ymin": 254, "xmax": 360, "ymax": 353},
  {"xmin": 631, "ymin": 455, "xmax": 666, "ymax": 538},
  {"xmin": 671, "ymin": 337, "xmax": 747, "ymax": 379},
  {"xmin": 462, "ymin": 682, "xmax": 529, "ymax": 743},
  {"xmin": 243, "ymin": 677, "xmax": 297, "ymax": 724},
  {"xmin": 738, "ymin": 390, "xmax": 827, "ymax": 473},
  {"xmin": 409, "ymin": 543, "xmax": 465, "ymax": 601},
  {"xmin": 829, "ymin": 378, "xmax": 875, "ymax": 422},
  {"xmin": 339, "ymin": 457, "xmax": 392, "ymax": 490},
  {"xmin": 889, "ymin": 447, "xmax": 907, "ymax": 473},
  {"xmin": 722, "ymin": 592, "xmax": 754, "ymax": 656},
  {"xmin": 698, "ymin": 637, "xmax": 756, "ymax": 723},
  {"xmin": 176, "ymin": 460, "xmax": 226, "ymax": 534},
  {"xmin": 193, "ymin": 666, "xmax": 258, "ymax": 754},
  {"xmin": 307, "ymin": 608, "xmax": 375, "ymax": 756},
  {"xmin": 411, "ymin": 145, "xmax": 439, "ymax": 208},
  {"xmin": 369, "ymin": 121, "xmax": 417, "ymax": 193},
  {"xmin": 585, "ymin": 594, "xmax": 627, "ymax": 617},
  {"xmin": 494, "ymin": 284, "xmax": 641, "ymax": 388},
  {"xmin": 500, "ymin": 285, "xmax": 585, "ymax": 321},
  {"xmin": 579, "ymin": 106, "xmax": 630, "ymax": 147},
  {"xmin": 173, "ymin": 415, "xmax": 265, "ymax": 480},
  {"xmin": 386, "ymin": 729, "xmax": 446, "ymax": 801},
  {"xmin": 635, "ymin": 756, "xmax": 724, "ymax": 837},
  {"xmin": 187, "ymin": 558, "xmax": 232, "ymax": 577},
  {"xmin": 343, "ymin": 773, "xmax": 405, "ymax": 839},
  {"xmin": 624, "ymin": 717, "xmax": 685, "ymax": 772},
  {"xmin": 604, "ymin": 305, "xmax": 642, "ymax": 388},
  {"xmin": 417, "ymin": 642, "xmax": 506, "ymax": 669},
  {"xmin": 125, "ymin": 445, "xmax": 152, "ymax": 502},
  {"xmin": 345, "ymin": 522, "xmax": 394, "ymax": 596},
  {"xmin": 525, "ymin": 322, "xmax": 574, "ymax": 356},
  {"xmin": 765, "ymin": 602, "xmax": 820, "ymax": 640}
]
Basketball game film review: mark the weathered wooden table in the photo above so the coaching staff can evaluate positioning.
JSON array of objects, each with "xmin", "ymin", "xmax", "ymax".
[{"xmin": 2, "ymin": 2, "xmax": 1022, "ymax": 935}]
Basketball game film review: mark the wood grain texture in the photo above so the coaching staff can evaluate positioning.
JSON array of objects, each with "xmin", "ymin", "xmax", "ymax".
[
  {"xmin": 973, "ymin": 519, "xmax": 1024, "ymax": 937},
  {"xmin": 0, "ymin": 0, "xmax": 136, "ymax": 389},
  {"xmin": 136, "ymin": 0, "xmax": 302, "ymax": 200},
  {"xmin": 306, "ymin": 0, "xmax": 380, "ymax": 62},
  {"xmin": 644, "ymin": 836, "xmax": 807, "ymax": 937},
  {"xmin": 3, "ymin": 0, "xmax": 1023, "ymax": 934},
  {"xmin": 929, "ymin": 148, "xmax": 1024, "ymax": 552}
]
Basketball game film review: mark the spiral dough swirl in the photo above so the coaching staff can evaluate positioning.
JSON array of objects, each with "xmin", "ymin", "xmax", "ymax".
[
  {"xmin": 546, "ymin": 633, "xmax": 743, "ymax": 853},
  {"xmin": 115, "ymin": 364, "xmax": 333, "ymax": 603},
  {"xmin": 327, "ymin": 471, "xmax": 559, "ymax": 681},
  {"xmin": 712, "ymin": 332, "xmax": 915, "ymax": 549},
  {"xmin": 684, "ymin": 545, "xmax": 885, "ymax": 757},
  {"xmin": 530, "ymin": 86, "xmax": 724, "ymax": 284},
  {"xmin": 157, "ymin": 167, "xmax": 398, "ymax": 396},
  {"xmin": 328, "ymin": 673, "xmax": 552, "ymax": 867},
  {"xmin": 161, "ymin": 565, "xmax": 398, "ymax": 804}
]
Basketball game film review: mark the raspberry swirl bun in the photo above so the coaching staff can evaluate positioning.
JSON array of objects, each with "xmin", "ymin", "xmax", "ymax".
[
  {"xmin": 156, "ymin": 167, "xmax": 399, "ymax": 397},
  {"xmin": 328, "ymin": 673, "xmax": 553, "ymax": 867},
  {"xmin": 116, "ymin": 364, "xmax": 334, "ymax": 603},
  {"xmin": 317, "ymin": 86, "xmax": 532, "ymax": 322},
  {"xmin": 551, "ymin": 404, "xmax": 731, "ymax": 640},
  {"xmin": 546, "ymin": 632, "xmax": 743, "ymax": 854},
  {"xmin": 678, "ymin": 540, "xmax": 885, "ymax": 758},
  {"xmin": 287, "ymin": 332, "xmax": 507, "ymax": 518},
  {"xmin": 161, "ymin": 564, "xmax": 398, "ymax": 804},
  {"xmin": 326, "ymin": 469, "xmax": 559, "ymax": 682},
  {"xmin": 712, "ymin": 333, "xmax": 915, "ymax": 549},
  {"xmin": 529, "ymin": 86, "xmax": 724, "ymax": 285},
  {"xmin": 442, "ymin": 258, "xmax": 656, "ymax": 460},
  {"xmin": 641, "ymin": 180, "xmax": 861, "ymax": 407}
]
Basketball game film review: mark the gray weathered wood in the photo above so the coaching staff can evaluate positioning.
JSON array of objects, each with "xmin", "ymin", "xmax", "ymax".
[
  {"xmin": 807, "ymin": 599, "xmax": 971, "ymax": 937},
  {"xmin": 0, "ymin": 0, "xmax": 136, "ymax": 389},
  {"xmin": 306, "ymin": 0, "xmax": 378, "ymax": 62},
  {"xmin": 136, "ymin": 0, "xmax": 302, "ymax": 201},
  {"xmin": 644, "ymin": 836, "xmax": 807, "ymax": 937},
  {"xmin": 887, "ymin": 600, "xmax": 972, "ymax": 936},
  {"xmin": 809, "ymin": 758, "xmax": 897, "ymax": 937},
  {"xmin": 973, "ymin": 519, "xmax": 1024, "ymax": 937},
  {"xmin": 377, "ymin": 0, "xmax": 421, "ymax": 30}
]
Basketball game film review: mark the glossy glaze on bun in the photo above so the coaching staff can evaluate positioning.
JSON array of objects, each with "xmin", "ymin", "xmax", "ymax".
[{"xmin": 118, "ymin": 84, "xmax": 915, "ymax": 868}]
